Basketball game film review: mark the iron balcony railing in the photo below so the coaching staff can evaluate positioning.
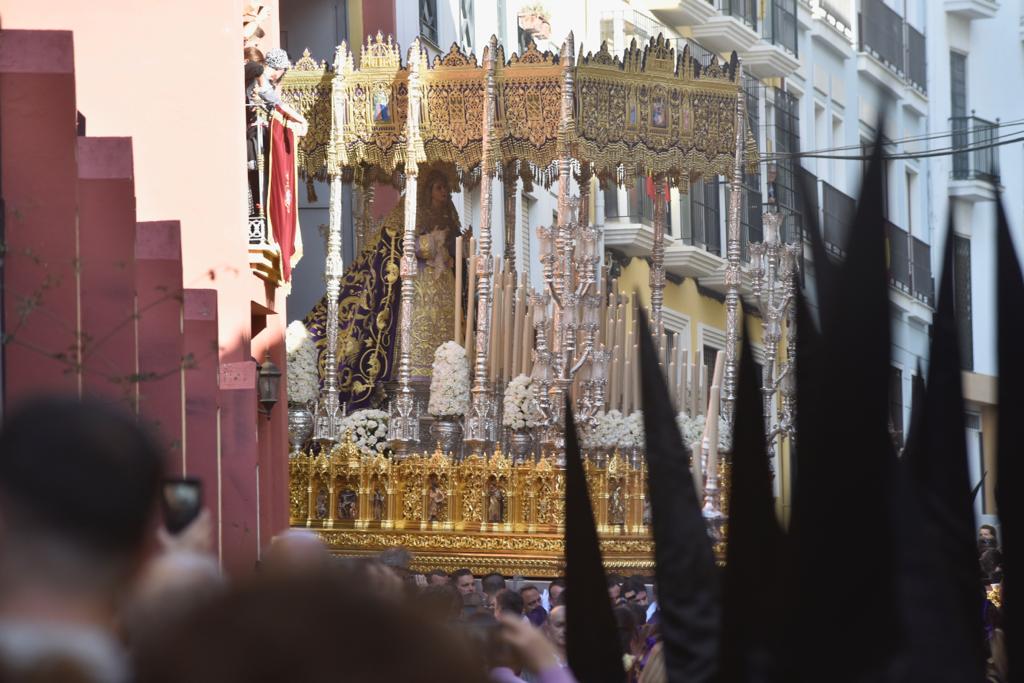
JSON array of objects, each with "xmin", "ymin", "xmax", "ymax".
[
  {"xmin": 906, "ymin": 24, "xmax": 926, "ymax": 93},
  {"xmin": 911, "ymin": 236, "xmax": 934, "ymax": 306},
  {"xmin": 821, "ymin": 180, "xmax": 855, "ymax": 257},
  {"xmin": 764, "ymin": 0, "xmax": 798, "ymax": 56},
  {"xmin": 886, "ymin": 221, "xmax": 911, "ymax": 294},
  {"xmin": 709, "ymin": 0, "xmax": 758, "ymax": 30},
  {"xmin": 859, "ymin": 0, "xmax": 904, "ymax": 74},
  {"xmin": 858, "ymin": 0, "xmax": 928, "ymax": 94},
  {"xmin": 689, "ymin": 177, "xmax": 722, "ymax": 256},
  {"xmin": 951, "ymin": 115, "xmax": 1001, "ymax": 184}
]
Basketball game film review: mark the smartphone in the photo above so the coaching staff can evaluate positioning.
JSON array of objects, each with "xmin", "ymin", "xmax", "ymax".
[{"xmin": 161, "ymin": 478, "xmax": 203, "ymax": 534}]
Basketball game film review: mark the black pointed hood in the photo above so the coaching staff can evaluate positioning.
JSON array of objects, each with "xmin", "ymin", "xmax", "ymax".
[
  {"xmin": 718, "ymin": 325, "xmax": 786, "ymax": 683},
  {"xmin": 996, "ymin": 196, "xmax": 1021, "ymax": 682},
  {"xmin": 789, "ymin": 131, "xmax": 901, "ymax": 681},
  {"xmin": 564, "ymin": 400, "xmax": 626, "ymax": 683},
  {"xmin": 638, "ymin": 309, "xmax": 719, "ymax": 683},
  {"xmin": 896, "ymin": 215, "xmax": 985, "ymax": 682}
]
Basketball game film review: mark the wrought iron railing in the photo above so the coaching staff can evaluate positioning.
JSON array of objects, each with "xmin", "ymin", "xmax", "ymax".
[
  {"xmin": 690, "ymin": 177, "xmax": 722, "ymax": 256},
  {"xmin": 715, "ymin": 0, "xmax": 758, "ymax": 30},
  {"xmin": 821, "ymin": 180, "xmax": 855, "ymax": 257},
  {"xmin": 859, "ymin": 0, "xmax": 904, "ymax": 74},
  {"xmin": 906, "ymin": 24, "xmax": 926, "ymax": 93},
  {"xmin": 911, "ymin": 236, "xmax": 933, "ymax": 306},
  {"xmin": 249, "ymin": 215, "xmax": 269, "ymax": 246},
  {"xmin": 858, "ymin": 0, "xmax": 927, "ymax": 94},
  {"xmin": 886, "ymin": 221, "xmax": 911, "ymax": 294},
  {"xmin": 951, "ymin": 115, "xmax": 1000, "ymax": 184}
]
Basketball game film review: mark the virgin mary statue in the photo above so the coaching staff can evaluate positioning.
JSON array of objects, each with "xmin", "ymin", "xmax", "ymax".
[{"xmin": 303, "ymin": 167, "xmax": 463, "ymax": 410}]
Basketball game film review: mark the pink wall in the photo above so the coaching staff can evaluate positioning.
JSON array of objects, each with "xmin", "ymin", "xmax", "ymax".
[{"xmin": 1, "ymin": 0, "xmax": 290, "ymax": 571}]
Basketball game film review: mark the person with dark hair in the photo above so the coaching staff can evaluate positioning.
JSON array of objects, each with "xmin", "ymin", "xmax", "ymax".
[
  {"xmin": 134, "ymin": 569, "xmax": 487, "ymax": 683},
  {"xmin": 546, "ymin": 578, "xmax": 566, "ymax": 610},
  {"xmin": 979, "ymin": 524, "xmax": 1000, "ymax": 553},
  {"xmin": 607, "ymin": 575, "xmax": 625, "ymax": 606},
  {"xmin": 0, "ymin": 397, "xmax": 164, "ymax": 682},
  {"xmin": 482, "ymin": 572, "xmax": 506, "ymax": 610},
  {"xmin": 495, "ymin": 589, "xmax": 525, "ymax": 620},
  {"xmin": 521, "ymin": 585, "xmax": 547, "ymax": 627},
  {"xmin": 427, "ymin": 569, "xmax": 451, "ymax": 586},
  {"xmin": 417, "ymin": 583, "xmax": 462, "ymax": 623},
  {"xmin": 452, "ymin": 568, "xmax": 477, "ymax": 596},
  {"xmin": 980, "ymin": 548, "xmax": 1004, "ymax": 586},
  {"xmin": 613, "ymin": 605, "xmax": 643, "ymax": 678},
  {"xmin": 621, "ymin": 577, "xmax": 649, "ymax": 609}
]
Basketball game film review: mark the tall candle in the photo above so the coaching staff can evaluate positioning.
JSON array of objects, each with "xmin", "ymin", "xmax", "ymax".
[
  {"xmin": 609, "ymin": 348, "xmax": 620, "ymax": 412},
  {"xmin": 503, "ymin": 273, "xmax": 514, "ymax": 381},
  {"xmin": 511, "ymin": 282, "xmax": 523, "ymax": 378},
  {"xmin": 521, "ymin": 302, "xmax": 533, "ymax": 378},
  {"xmin": 454, "ymin": 235, "xmax": 463, "ymax": 342},
  {"xmin": 622, "ymin": 357, "xmax": 632, "ymax": 415},
  {"xmin": 490, "ymin": 266, "xmax": 502, "ymax": 382},
  {"xmin": 464, "ymin": 248, "xmax": 477, "ymax": 355}
]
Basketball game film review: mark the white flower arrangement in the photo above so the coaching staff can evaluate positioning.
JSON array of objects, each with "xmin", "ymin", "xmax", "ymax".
[
  {"xmin": 582, "ymin": 410, "xmax": 638, "ymax": 451},
  {"xmin": 339, "ymin": 409, "xmax": 391, "ymax": 456},
  {"xmin": 502, "ymin": 374, "xmax": 543, "ymax": 430},
  {"xmin": 675, "ymin": 412, "xmax": 732, "ymax": 451},
  {"xmin": 621, "ymin": 411, "xmax": 644, "ymax": 450},
  {"xmin": 285, "ymin": 320, "xmax": 319, "ymax": 407},
  {"xmin": 428, "ymin": 341, "xmax": 470, "ymax": 417}
]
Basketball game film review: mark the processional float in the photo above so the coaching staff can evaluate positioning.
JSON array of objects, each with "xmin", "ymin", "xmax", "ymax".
[{"xmin": 279, "ymin": 32, "xmax": 767, "ymax": 574}]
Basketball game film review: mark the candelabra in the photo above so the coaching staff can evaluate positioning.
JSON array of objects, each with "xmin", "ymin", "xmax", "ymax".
[
  {"xmin": 748, "ymin": 209, "xmax": 800, "ymax": 469},
  {"xmin": 530, "ymin": 201, "xmax": 608, "ymax": 455},
  {"xmin": 312, "ymin": 44, "xmax": 350, "ymax": 447},
  {"xmin": 464, "ymin": 35, "xmax": 500, "ymax": 455}
]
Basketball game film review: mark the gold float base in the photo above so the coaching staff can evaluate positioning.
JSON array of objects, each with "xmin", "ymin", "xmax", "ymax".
[{"xmin": 310, "ymin": 525, "xmax": 655, "ymax": 577}]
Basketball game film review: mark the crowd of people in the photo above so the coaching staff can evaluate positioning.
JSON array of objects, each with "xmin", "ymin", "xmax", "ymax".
[{"xmin": 0, "ymin": 397, "xmax": 675, "ymax": 683}]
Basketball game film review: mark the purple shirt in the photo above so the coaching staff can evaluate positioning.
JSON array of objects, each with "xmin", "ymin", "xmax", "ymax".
[{"xmin": 490, "ymin": 666, "xmax": 577, "ymax": 683}]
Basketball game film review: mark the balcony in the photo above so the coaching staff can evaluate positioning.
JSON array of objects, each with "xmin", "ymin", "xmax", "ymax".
[
  {"xmin": 248, "ymin": 215, "xmax": 284, "ymax": 283},
  {"xmin": 945, "ymin": 0, "xmax": 1000, "ymax": 21},
  {"xmin": 857, "ymin": 0, "xmax": 927, "ymax": 98},
  {"xmin": 691, "ymin": 0, "xmax": 759, "ymax": 54},
  {"xmin": 886, "ymin": 221, "xmax": 911, "ymax": 296},
  {"xmin": 745, "ymin": 0, "xmax": 800, "ymax": 78},
  {"xmin": 639, "ymin": 0, "xmax": 718, "ymax": 30},
  {"xmin": 949, "ymin": 115, "xmax": 1001, "ymax": 202},
  {"xmin": 911, "ymin": 236, "xmax": 934, "ymax": 307}
]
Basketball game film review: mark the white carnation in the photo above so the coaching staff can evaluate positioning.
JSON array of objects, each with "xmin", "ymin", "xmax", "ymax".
[
  {"xmin": 674, "ymin": 412, "xmax": 731, "ymax": 451},
  {"xmin": 428, "ymin": 341, "xmax": 470, "ymax": 417},
  {"xmin": 501, "ymin": 374, "xmax": 544, "ymax": 430},
  {"xmin": 339, "ymin": 409, "xmax": 391, "ymax": 456},
  {"xmin": 285, "ymin": 320, "xmax": 319, "ymax": 406}
]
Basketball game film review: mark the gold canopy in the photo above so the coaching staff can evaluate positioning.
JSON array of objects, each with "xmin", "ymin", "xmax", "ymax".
[{"xmin": 281, "ymin": 33, "xmax": 758, "ymax": 185}]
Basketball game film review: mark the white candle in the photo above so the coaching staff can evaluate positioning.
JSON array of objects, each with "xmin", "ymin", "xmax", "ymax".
[{"xmin": 454, "ymin": 235, "xmax": 463, "ymax": 342}]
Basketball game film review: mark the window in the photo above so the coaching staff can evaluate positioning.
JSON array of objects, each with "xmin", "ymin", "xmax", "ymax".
[
  {"xmin": 420, "ymin": 0, "xmax": 438, "ymax": 45},
  {"xmin": 459, "ymin": 0, "xmax": 475, "ymax": 53},
  {"xmin": 905, "ymin": 169, "xmax": 918, "ymax": 236},
  {"xmin": 814, "ymin": 103, "xmax": 827, "ymax": 178},
  {"xmin": 770, "ymin": 89, "xmax": 802, "ymax": 242},
  {"xmin": 889, "ymin": 366, "xmax": 904, "ymax": 447},
  {"xmin": 831, "ymin": 115, "xmax": 844, "ymax": 187},
  {"xmin": 703, "ymin": 344, "xmax": 720, "ymax": 405},
  {"xmin": 950, "ymin": 52, "xmax": 967, "ymax": 118},
  {"xmin": 953, "ymin": 235, "xmax": 973, "ymax": 370}
]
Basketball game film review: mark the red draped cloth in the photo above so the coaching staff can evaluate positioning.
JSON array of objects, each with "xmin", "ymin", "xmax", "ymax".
[{"xmin": 267, "ymin": 113, "xmax": 298, "ymax": 282}]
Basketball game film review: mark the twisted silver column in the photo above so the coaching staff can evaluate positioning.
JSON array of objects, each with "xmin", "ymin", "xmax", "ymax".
[
  {"xmin": 721, "ymin": 61, "xmax": 746, "ymax": 427},
  {"xmin": 649, "ymin": 174, "xmax": 667, "ymax": 331},
  {"xmin": 388, "ymin": 39, "xmax": 424, "ymax": 455}
]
